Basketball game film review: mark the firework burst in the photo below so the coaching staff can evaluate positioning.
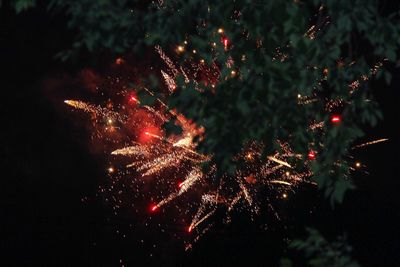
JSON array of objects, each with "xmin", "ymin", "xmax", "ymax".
[{"xmin": 65, "ymin": 41, "xmax": 387, "ymax": 248}]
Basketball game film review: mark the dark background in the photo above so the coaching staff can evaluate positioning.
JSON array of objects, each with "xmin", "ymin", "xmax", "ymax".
[{"xmin": 1, "ymin": 4, "xmax": 399, "ymax": 267}]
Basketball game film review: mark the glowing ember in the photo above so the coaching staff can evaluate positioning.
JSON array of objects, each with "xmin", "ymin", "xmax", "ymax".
[
  {"xmin": 223, "ymin": 38, "xmax": 229, "ymax": 49},
  {"xmin": 331, "ymin": 115, "xmax": 341, "ymax": 123},
  {"xmin": 308, "ymin": 151, "xmax": 316, "ymax": 160},
  {"xmin": 129, "ymin": 94, "xmax": 138, "ymax": 103},
  {"xmin": 177, "ymin": 45, "xmax": 185, "ymax": 53}
]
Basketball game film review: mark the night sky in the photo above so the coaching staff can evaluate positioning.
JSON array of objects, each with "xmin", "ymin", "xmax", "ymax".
[{"xmin": 1, "ymin": 4, "xmax": 399, "ymax": 267}]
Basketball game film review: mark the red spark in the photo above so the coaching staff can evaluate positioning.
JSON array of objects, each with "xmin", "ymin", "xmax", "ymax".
[
  {"xmin": 188, "ymin": 226, "xmax": 192, "ymax": 233},
  {"xmin": 331, "ymin": 115, "xmax": 341, "ymax": 123},
  {"xmin": 128, "ymin": 109, "xmax": 161, "ymax": 142},
  {"xmin": 127, "ymin": 91, "xmax": 139, "ymax": 106},
  {"xmin": 178, "ymin": 182, "xmax": 183, "ymax": 188},
  {"xmin": 129, "ymin": 95, "xmax": 138, "ymax": 103},
  {"xmin": 150, "ymin": 205, "xmax": 158, "ymax": 212},
  {"xmin": 308, "ymin": 151, "xmax": 316, "ymax": 160},
  {"xmin": 223, "ymin": 38, "xmax": 229, "ymax": 48},
  {"xmin": 137, "ymin": 125, "xmax": 161, "ymax": 144}
]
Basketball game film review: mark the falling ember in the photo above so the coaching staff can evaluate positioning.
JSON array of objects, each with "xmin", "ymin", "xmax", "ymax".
[
  {"xmin": 308, "ymin": 151, "xmax": 316, "ymax": 160},
  {"xmin": 222, "ymin": 37, "xmax": 229, "ymax": 49},
  {"xmin": 138, "ymin": 125, "xmax": 162, "ymax": 144},
  {"xmin": 267, "ymin": 156, "xmax": 292, "ymax": 168},
  {"xmin": 161, "ymin": 70, "xmax": 177, "ymax": 92},
  {"xmin": 331, "ymin": 115, "xmax": 341, "ymax": 123},
  {"xmin": 270, "ymin": 180, "xmax": 292, "ymax": 186},
  {"xmin": 129, "ymin": 93, "xmax": 139, "ymax": 104},
  {"xmin": 352, "ymin": 138, "xmax": 389, "ymax": 149},
  {"xmin": 143, "ymin": 131, "xmax": 162, "ymax": 140},
  {"xmin": 151, "ymin": 205, "xmax": 158, "ymax": 212}
]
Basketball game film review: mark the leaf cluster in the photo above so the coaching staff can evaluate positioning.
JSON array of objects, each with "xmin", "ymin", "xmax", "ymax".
[{"xmin": 281, "ymin": 228, "xmax": 360, "ymax": 267}]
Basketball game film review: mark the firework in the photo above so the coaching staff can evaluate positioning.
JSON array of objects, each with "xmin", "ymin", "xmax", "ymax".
[{"xmin": 64, "ymin": 39, "xmax": 387, "ymax": 247}]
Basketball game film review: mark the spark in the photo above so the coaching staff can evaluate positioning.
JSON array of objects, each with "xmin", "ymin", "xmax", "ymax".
[
  {"xmin": 352, "ymin": 138, "xmax": 389, "ymax": 149},
  {"xmin": 228, "ymin": 192, "xmax": 243, "ymax": 211},
  {"xmin": 188, "ymin": 209, "xmax": 215, "ymax": 233},
  {"xmin": 161, "ymin": 70, "xmax": 177, "ymax": 92},
  {"xmin": 331, "ymin": 115, "xmax": 341, "ymax": 123},
  {"xmin": 267, "ymin": 156, "xmax": 292, "ymax": 168},
  {"xmin": 144, "ymin": 131, "xmax": 162, "ymax": 139},
  {"xmin": 270, "ymin": 180, "xmax": 292, "ymax": 186},
  {"xmin": 64, "ymin": 100, "xmax": 127, "ymax": 123},
  {"xmin": 223, "ymin": 38, "xmax": 229, "ymax": 49},
  {"xmin": 308, "ymin": 151, "xmax": 316, "ymax": 160},
  {"xmin": 111, "ymin": 145, "xmax": 150, "ymax": 157},
  {"xmin": 152, "ymin": 169, "xmax": 202, "ymax": 210}
]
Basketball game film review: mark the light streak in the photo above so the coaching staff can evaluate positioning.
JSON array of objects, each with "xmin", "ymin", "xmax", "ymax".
[
  {"xmin": 352, "ymin": 138, "xmax": 389, "ymax": 149},
  {"xmin": 267, "ymin": 156, "xmax": 292, "ymax": 168},
  {"xmin": 269, "ymin": 180, "xmax": 292, "ymax": 186}
]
